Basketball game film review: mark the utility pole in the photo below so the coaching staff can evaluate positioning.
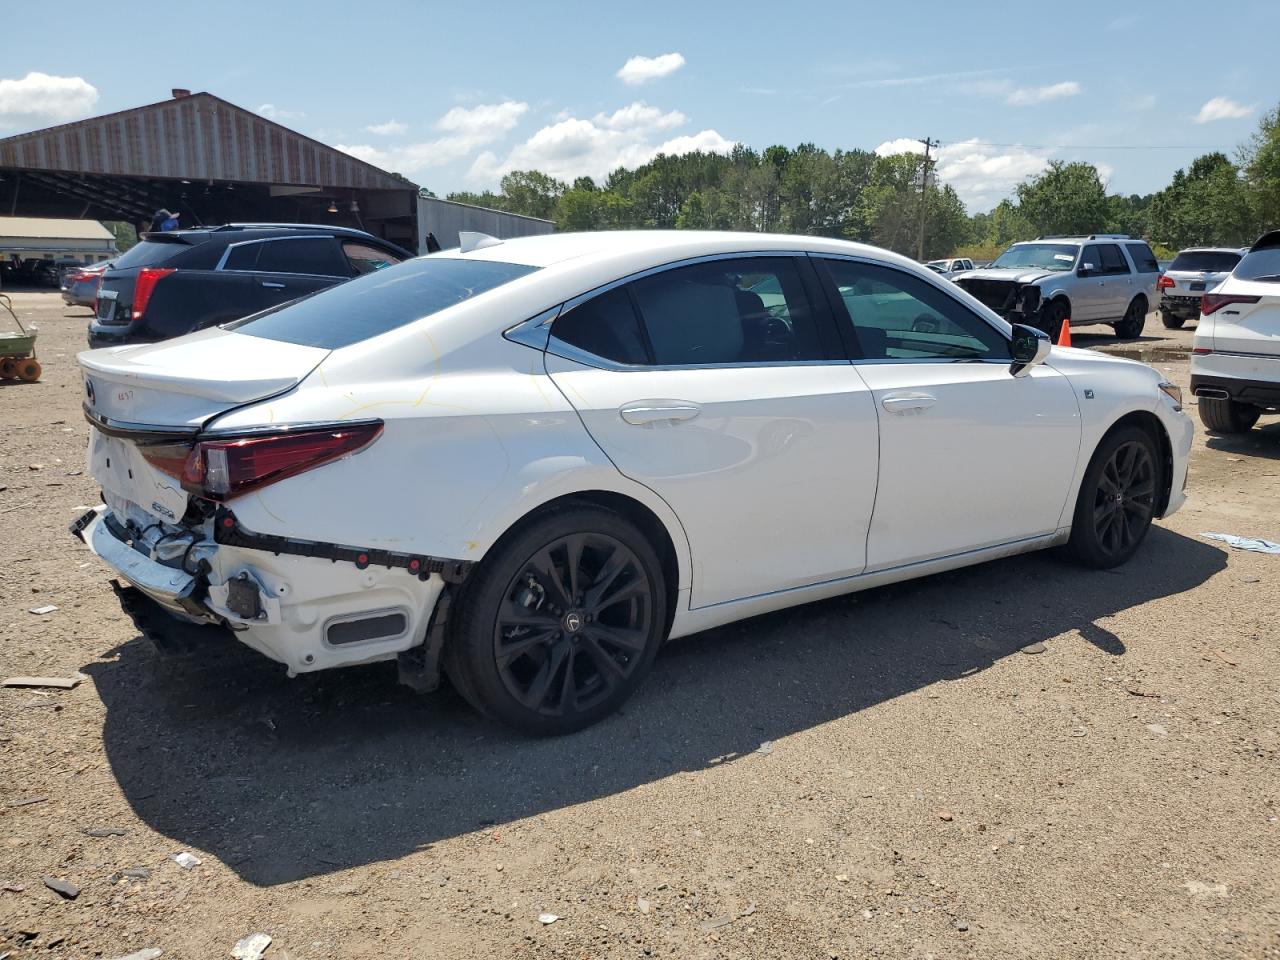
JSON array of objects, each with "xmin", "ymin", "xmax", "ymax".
[{"xmin": 915, "ymin": 137, "xmax": 938, "ymax": 261}]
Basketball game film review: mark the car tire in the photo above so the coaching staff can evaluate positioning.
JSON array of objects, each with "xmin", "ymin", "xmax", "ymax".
[
  {"xmin": 1198, "ymin": 396, "xmax": 1260, "ymax": 434},
  {"xmin": 1039, "ymin": 298, "xmax": 1069, "ymax": 340},
  {"xmin": 444, "ymin": 503, "xmax": 667, "ymax": 736},
  {"xmin": 1066, "ymin": 425, "xmax": 1162, "ymax": 568},
  {"xmin": 1114, "ymin": 297, "xmax": 1147, "ymax": 339},
  {"xmin": 1159, "ymin": 309, "xmax": 1185, "ymax": 330}
]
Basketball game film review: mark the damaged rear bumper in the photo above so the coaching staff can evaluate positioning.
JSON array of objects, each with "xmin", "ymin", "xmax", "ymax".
[{"xmin": 71, "ymin": 504, "xmax": 470, "ymax": 682}]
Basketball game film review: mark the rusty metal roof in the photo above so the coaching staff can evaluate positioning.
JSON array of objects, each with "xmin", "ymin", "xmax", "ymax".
[{"xmin": 0, "ymin": 92, "xmax": 415, "ymax": 191}]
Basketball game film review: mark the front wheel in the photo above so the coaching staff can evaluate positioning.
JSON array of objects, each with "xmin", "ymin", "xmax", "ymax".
[
  {"xmin": 1038, "ymin": 298, "xmax": 1069, "ymax": 340},
  {"xmin": 445, "ymin": 504, "xmax": 667, "ymax": 735},
  {"xmin": 1066, "ymin": 426, "xmax": 1162, "ymax": 568},
  {"xmin": 1198, "ymin": 396, "xmax": 1260, "ymax": 434},
  {"xmin": 1114, "ymin": 297, "xmax": 1147, "ymax": 339}
]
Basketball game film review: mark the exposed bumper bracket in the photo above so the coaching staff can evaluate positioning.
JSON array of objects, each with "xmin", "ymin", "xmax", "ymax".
[{"xmin": 212, "ymin": 507, "xmax": 473, "ymax": 585}]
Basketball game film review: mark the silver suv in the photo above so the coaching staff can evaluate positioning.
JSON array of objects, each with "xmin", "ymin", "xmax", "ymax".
[
  {"xmin": 1156, "ymin": 247, "xmax": 1246, "ymax": 329},
  {"xmin": 954, "ymin": 235, "xmax": 1161, "ymax": 339}
]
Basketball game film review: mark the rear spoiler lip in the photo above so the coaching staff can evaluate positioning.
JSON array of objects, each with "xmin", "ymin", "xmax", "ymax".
[{"xmin": 83, "ymin": 405, "xmax": 200, "ymax": 444}]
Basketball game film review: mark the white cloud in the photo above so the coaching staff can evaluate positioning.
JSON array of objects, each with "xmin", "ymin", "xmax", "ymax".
[
  {"xmin": 365, "ymin": 119, "xmax": 407, "ymax": 136},
  {"xmin": 468, "ymin": 104, "xmax": 733, "ymax": 184},
  {"xmin": 258, "ymin": 103, "xmax": 306, "ymax": 122},
  {"xmin": 1006, "ymin": 81, "xmax": 1081, "ymax": 106},
  {"xmin": 337, "ymin": 101, "xmax": 527, "ymax": 174},
  {"xmin": 617, "ymin": 52, "xmax": 686, "ymax": 86},
  {"xmin": 875, "ymin": 137, "xmax": 1051, "ymax": 212},
  {"xmin": 1193, "ymin": 96, "xmax": 1253, "ymax": 124},
  {"xmin": 0, "ymin": 72, "xmax": 98, "ymax": 126}
]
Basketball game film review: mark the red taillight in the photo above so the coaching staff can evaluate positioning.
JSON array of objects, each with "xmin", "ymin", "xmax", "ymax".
[
  {"xmin": 1192, "ymin": 347, "xmax": 1213, "ymax": 355},
  {"xmin": 1156, "ymin": 274, "xmax": 1174, "ymax": 290},
  {"xmin": 1201, "ymin": 293, "xmax": 1260, "ymax": 316},
  {"xmin": 175, "ymin": 421, "xmax": 383, "ymax": 501},
  {"xmin": 131, "ymin": 267, "xmax": 176, "ymax": 320}
]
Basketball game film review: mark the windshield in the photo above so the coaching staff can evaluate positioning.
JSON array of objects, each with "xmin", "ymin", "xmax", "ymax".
[
  {"xmin": 991, "ymin": 243, "xmax": 1078, "ymax": 272},
  {"xmin": 1170, "ymin": 251, "xmax": 1242, "ymax": 273},
  {"xmin": 229, "ymin": 256, "xmax": 540, "ymax": 349}
]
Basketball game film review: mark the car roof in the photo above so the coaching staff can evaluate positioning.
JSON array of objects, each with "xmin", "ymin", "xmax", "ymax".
[
  {"xmin": 435, "ymin": 229, "xmax": 913, "ymax": 273},
  {"xmin": 142, "ymin": 223, "xmax": 397, "ymax": 245},
  {"xmin": 1175, "ymin": 246, "xmax": 1247, "ymax": 255}
]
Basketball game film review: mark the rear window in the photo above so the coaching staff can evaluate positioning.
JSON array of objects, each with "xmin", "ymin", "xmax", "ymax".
[
  {"xmin": 112, "ymin": 238, "xmax": 199, "ymax": 269},
  {"xmin": 1171, "ymin": 250, "xmax": 1243, "ymax": 273},
  {"xmin": 228, "ymin": 256, "xmax": 539, "ymax": 349},
  {"xmin": 1234, "ymin": 248, "xmax": 1280, "ymax": 283}
]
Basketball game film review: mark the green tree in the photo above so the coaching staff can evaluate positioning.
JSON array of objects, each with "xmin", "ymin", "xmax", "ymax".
[
  {"xmin": 1240, "ymin": 102, "xmax": 1280, "ymax": 230},
  {"xmin": 498, "ymin": 171, "xmax": 566, "ymax": 220},
  {"xmin": 1147, "ymin": 152, "xmax": 1257, "ymax": 248},
  {"xmin": 1015, "ymin": 161, "xmax": 1111, "ymax": 236}
]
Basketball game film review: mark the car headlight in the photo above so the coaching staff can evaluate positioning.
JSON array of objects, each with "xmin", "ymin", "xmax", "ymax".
[{"xmin": 1158, "ymin": 381, "xmax": 1182, "ymax": 411}]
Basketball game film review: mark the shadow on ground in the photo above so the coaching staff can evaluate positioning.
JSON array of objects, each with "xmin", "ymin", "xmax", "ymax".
[
  {"xmin": 1205, "ymin": 420, "xmax": 1280, "ymax": 461},
  {"xmin": 83, "ymin": 526, "xmax": 1225, "ymax": 886}
]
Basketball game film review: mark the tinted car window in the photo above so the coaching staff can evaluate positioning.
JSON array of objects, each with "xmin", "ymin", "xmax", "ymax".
[
  {"xmin": 1170, "ymin": 251, "xmax": 1242, "ymax": 272},
  {"xmin": 821, "ymin": 259, "xmax": 1010, "ymax": 361},
  {"xmin": 112, "ymin": 239, "xmax": 200, "ymax": 269},
  {"xmin": 1126, "ymin": 242, "xmax": 1160, "ymax": 272},
  {"xmin": 1080, "ymin": 244, "xmax": 1101, "ymax": 271},
  {"xmin": 1098, "ymin": 244, "xmax": 1130, "ymax": 275},
  {"xmin": 230, "ymin": 257, "xmax": 539, "ymax": 349},
  {"xmin": 552, "ymin": 286, "xmax": 649, "ymax": 365},
  {"xmin": 344, "ymin": 241, "xmax": 402, "ymax": 275},
  {"xmin": 255, "ymin": 237, "xmax": 348, "ymax": 276},
  {"xmin": 1234, "ymin": 247, "xmax": 1280, "ymax": 282},
  {"xmin": 222, "ymin": 242, "xmax": 261, "ymax": 271},
  {"xmin": 629, "ymin": 257, "xmax": 824, "ymax": 365}
]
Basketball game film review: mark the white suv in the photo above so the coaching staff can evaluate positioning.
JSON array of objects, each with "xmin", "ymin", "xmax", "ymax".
[{"xmin": 1190, "ymin": 231, "xmax": 1280, "ymax": 433}]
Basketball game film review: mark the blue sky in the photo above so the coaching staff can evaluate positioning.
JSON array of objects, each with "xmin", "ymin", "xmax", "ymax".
[{"xmin": 2, "ymin": 0, "xmax": 1276, "ymax": 212}]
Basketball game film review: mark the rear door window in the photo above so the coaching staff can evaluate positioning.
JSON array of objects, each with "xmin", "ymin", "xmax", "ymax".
[
  {"xmin": 1126, "ymin": 242, "xmax": 1160, "ymax": 272},
  {"xmin": 255, "ymin": 237, "xmax": 348, "ymax": 277},
  {"xmin": 552, "ymin": 286, "xmax": 650, "ymax": 365},
  {"xmin": 629, "ymin": 257, "xmax": 826, "ymax": 365},
  {"xmin": 229, "ymin": 256, "xmax": 539, "ymax": 349},
  {"xmin": 1098, "ymin": 244, "xmax": 1130, "ymax": 275},
  {"xmin": 1234, "ymin": 247, "xmax": 1280, "ymax": 282}
]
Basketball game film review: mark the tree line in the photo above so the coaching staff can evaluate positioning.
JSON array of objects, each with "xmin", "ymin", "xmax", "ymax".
[{"xmin": 442, "ymin": 102, "xmax": 1280, "ymax": 261}]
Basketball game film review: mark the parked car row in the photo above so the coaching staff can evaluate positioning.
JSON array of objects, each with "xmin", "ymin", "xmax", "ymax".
[
  {"xmin": 73, "ymin": 229, "xmax": 1192, "ymax": 734},
  {"xmin": 61, "ymin": 260, "xmax": 115, "ymax": 308}
]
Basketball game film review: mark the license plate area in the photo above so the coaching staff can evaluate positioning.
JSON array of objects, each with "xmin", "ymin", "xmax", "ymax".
[
  {"xmin": 1189, "ymin": 281, "xmax": 1206, "ymax": 292},
  {"xmin": 89, "ymin": 431, "xmax": 190, "ymax": 525}
]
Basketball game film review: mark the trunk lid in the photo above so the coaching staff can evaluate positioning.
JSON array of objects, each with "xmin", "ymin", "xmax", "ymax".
[
  {"xmin": 1207, "ymin": 283, "xmax": 1280, "ymax": 359},
  {"xmin": 80, "ymin": 325, "xmax": 330, "ymax": 428}
]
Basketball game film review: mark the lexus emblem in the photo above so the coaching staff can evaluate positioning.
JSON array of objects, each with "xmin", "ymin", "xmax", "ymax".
[
  {"xmin": 85, "ymin": 378, "xmax": 96, "ymax": 405},
  {"xmin": 564, "ymin": 612, "xmax": 583, "ymax": 633}
]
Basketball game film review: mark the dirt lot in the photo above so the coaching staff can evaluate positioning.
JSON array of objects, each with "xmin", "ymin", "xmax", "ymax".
[{"xmin": 1, "ymin": 290, "xmax": 1278, "ymax": 960}]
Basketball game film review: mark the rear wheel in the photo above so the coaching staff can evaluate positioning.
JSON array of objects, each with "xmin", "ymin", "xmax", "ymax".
[
  {"xmin": 1159, "ymin": 309, "xmax": 1185, "ymax": 330},
  {"xmin": 1066, "ymin": 426, "xmax": 1161, "ymax": 568},
  {"xmin": 0, "ymin": 358, "xmax": 16, "ymax": 379},
  {"xmin": 445, "ymin": 504, "xmax": 667, "ymax": 735},
  {"xmin": 1198, "ymin": 396, "xmax": 1260, "ymax": 434},
  {"xmin": 1114, "ymin": 296, "xmax": 1147, "ymax": 339},
  {"xmin": 15, "ymin": 358, "xmax": 41, "ymax": 382}
]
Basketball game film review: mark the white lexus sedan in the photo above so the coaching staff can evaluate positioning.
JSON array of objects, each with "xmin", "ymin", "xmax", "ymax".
[{"xmin": 73, "ymin": 231, "xmax": 1192, "ymax": 734}]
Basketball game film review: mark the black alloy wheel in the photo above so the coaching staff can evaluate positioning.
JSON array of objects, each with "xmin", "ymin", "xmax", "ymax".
[
  {"xmin": 1114, "ymin": 297, "xmax": 1147, "ymax": 339},
  {"xmin": 1067, "ymin": 426, "xmax": 1161, "ymax": 568},
  {"xmin": 446, "ymin": 505, "xmax": 666, "ymax": 735}
]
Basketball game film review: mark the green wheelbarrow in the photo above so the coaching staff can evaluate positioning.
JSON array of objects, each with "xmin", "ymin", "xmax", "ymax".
[{"xmin": 0, "ymin": 294, "xmax": 41, "ymax": 382}]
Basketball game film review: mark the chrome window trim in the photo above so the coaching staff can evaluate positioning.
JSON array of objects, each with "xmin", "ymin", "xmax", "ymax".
[
  {"xmin": 214, "ymin": 234, "xmax": 342, "ymax": 276},
  {"xmin": 544, "ymin": 250, "xmax": 838, "ymax": 371},
  {"xmin": 503, "ymin": 305, "xmax": 562, "ymax": 352}
]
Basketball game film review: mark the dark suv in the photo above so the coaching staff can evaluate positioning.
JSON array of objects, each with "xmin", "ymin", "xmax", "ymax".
[{"xmin": 88, "ymin": 224, "xmax": 410, "ymax": 348}]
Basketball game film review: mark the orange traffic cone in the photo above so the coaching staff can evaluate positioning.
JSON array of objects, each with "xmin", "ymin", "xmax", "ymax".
[{"xmin": 1057, "ymin": 317, "xmax": 1072, "ymax": 347}]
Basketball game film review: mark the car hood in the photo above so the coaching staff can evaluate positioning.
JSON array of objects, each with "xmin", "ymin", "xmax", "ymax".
[{"xmin": 954, "ymin": 267, "xmax": 1060, "ymax": 284}]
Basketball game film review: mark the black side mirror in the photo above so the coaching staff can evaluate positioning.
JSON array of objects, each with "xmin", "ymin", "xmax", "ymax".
[{"xmin": 1009, "ymin": 323, "xmax": 1051, "ymax": 378}]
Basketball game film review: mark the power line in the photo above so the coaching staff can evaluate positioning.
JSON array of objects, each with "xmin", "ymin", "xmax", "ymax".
[{"xmin": 940, "ymin": 140, "xmax": 1228, "ymax": 151}]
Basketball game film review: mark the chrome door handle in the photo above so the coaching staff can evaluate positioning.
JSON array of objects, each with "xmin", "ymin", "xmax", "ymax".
[
  {"xmin": 261, "ymin": 281, "xmax": 286, "ymax": 289},
  {"xmin": 881, "ymin": 393, "xmax": 936, "ymax": 414},
  {"xmin": 619, "ymin": 401, "xmax": 701, "ymax": 426}
]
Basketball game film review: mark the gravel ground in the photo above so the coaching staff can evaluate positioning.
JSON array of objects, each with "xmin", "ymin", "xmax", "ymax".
[{"xmin": 1, "ymin": 291, "xmax": 1278, "ymax": 960}]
